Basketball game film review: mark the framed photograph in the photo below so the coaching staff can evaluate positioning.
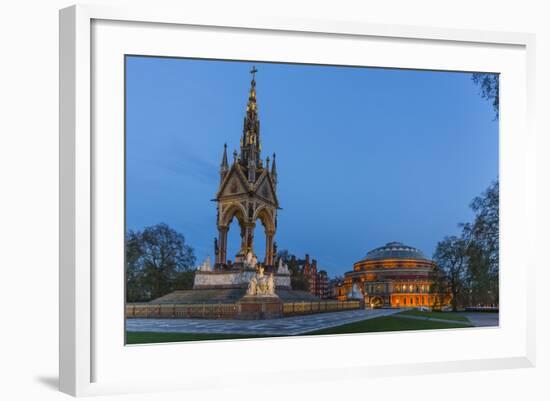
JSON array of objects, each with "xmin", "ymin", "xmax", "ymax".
[{"xmin": 59, "ymin": 4, "xmax": 536, "ymax": 397}]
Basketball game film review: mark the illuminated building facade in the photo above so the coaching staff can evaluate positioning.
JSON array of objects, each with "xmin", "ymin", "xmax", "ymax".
[{"xmin": 342, "ymin": 242, "xmax": 450, "ymax": 308}]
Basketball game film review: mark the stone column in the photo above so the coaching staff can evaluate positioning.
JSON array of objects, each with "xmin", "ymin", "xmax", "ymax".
[
  {"xmin": 241, "ymin": 223, "xmax": 255, "ymax": 255},
  {"xmin": 219, "ymin": 227, "xmax": 228, "ymax": 265},
  {"xmin": 239, "ymin": 224, "xmax": 247, "ymax": 253},
  {"xmin": 265, "ymin": 231, "xmax": 275, "ymax": 266}
]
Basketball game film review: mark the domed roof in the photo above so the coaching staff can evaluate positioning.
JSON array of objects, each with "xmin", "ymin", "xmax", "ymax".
[{"xmin": 362, "ymin": 241, "xmax": 428, "ymax": 261}]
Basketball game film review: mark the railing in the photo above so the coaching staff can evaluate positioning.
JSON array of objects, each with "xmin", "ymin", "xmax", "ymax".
[
  {"xmin": 126, "ymin": 300, "xmax": 361, "ymax": 319},
  {"xmin": 126, "ymin": 303, "xmax": 238, "ymax": 319},
  {"xmin": 282, "ymin": 300, "xmax": 360, "ymax": 316}
]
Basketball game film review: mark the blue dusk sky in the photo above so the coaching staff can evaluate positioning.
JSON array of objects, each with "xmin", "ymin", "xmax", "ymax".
[{"xmin": 125, "ymin": 56, "xmax": 498, "ymax": 276}]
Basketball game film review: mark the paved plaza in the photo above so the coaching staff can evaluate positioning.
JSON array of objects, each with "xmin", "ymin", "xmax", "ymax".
[
  {"xmin": 459, "ymin": 312, "xmax": 499, "ymax": 327},
  {"xmin": 126, "ymin": 309, "xmax": 499, "ymax": 336},
  {"xmin": 126, "ymin": 308, "xmax": 402, "ymax": 336}
]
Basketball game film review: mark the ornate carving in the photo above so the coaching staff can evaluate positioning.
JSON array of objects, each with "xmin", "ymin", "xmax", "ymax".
[
  {"xmin": 198, "ymin": 256, "xmax": 212, "ymax": 272},
  {"xmin": 244, "ymin": 251, "xmax": 258, "ymax": 269},
  {"xmin": 248, "ymin": 203, "xmax": 254, "ymax": 220},
  {"xmin": 214, "ymin": 69, "xmax": 279, "ymax": 267},
  {"xmin": 348, "ymin": 283, "xmax": 363, "ymax": 300},
  {"xmin": 277, "ymin": 258, "xmax": 290, "ymax": 275},
  {"xmin": 246, "ymin": 266, "xmax": 277, "ymax": 297}
]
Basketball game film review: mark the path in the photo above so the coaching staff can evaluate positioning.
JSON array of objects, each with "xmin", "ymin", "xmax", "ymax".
[
  {"xmin": 393, "ymin": 312, "xmax": 499, "ymax": 327},
  {"xmin": 394, "ymin": 314, "xmax": 472, "ymax": 325},
  {"xmin": 459, "ymin": 312, "xmax": 499, "ymax": 327},
  {"xmin": 126, "ymin": 308, "xmax": 402, "ymax": 336}
]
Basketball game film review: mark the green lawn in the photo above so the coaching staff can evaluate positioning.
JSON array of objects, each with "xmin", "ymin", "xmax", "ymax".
[
  {"xmin": 126, "ymin": 331, "xmax": 272, "ymax": 344},
  {"xmin": 302, "ymin": 315, "xmax": 472, "ymax": 335},
  {"xmin": 397, "ymin": 309, "xmax": 470, "ymax": 322}
]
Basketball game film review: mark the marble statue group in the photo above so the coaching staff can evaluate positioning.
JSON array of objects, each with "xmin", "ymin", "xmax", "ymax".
[{"xmin": 246, "ymin": 265, "xmax": 276, "ymax": 297}]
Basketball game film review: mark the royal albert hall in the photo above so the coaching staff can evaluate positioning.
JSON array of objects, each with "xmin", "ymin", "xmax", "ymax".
[{"xmin": 342, "ymin": 241, "xmax": 450, "ymax": 308}]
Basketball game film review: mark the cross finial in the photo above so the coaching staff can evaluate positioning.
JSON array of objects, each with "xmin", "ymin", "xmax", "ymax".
[{"xmin": 250, "ymin": 66, "xmax": 258, "ymax": 80}]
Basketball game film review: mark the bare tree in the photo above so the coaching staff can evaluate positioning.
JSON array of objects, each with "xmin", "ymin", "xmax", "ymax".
[{"xmin": 126, "ymin": 223, "xmax": 196, "ymax": 301}]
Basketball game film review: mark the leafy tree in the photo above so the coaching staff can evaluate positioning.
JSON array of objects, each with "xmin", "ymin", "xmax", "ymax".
[
  {"xmin": 433, "ymin": 180, "xmax": 499, "ymax": 309},
  {"xmin": 291, "ymin": 275, "xmax": 310, "ymax": 292},
  {"xmin": 126, "ymin": 230, "xmax": 148, "ymax": 301},
  {"xmin": 275, "ymin": 249, "xmax": 292, "ymax": 263},
  {"xmin": 433, "ymin": 236, "xmax": 469, "ymax": 311},
  {"xmin": 126, "ymin": 223, "xmax": 196, "ymax": 302},
  {"xmin": 472, "ymin": 73, "xmax": 499, "ymax": 118},
  {"xmin": 429, "ymin": 265, "xmax": 449, "ymax": 309},
  {"xmin": 173, "ymin": 270, "xmax": 196, "ymax": 291},
  {"xmin": 462, "ymin": 180, "xmax": 499, "ymax": 306},
  {"xmin": 466, "ymin": 180, "xmax": 499, "ymax": 273}
]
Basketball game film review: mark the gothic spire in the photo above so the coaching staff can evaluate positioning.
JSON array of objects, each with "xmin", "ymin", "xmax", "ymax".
[
  {"xmin": 240, "ymin": 66, "xmax": 261, "ymax": 169},
  {"xmin": 220, "ymin": 143, "xmax": 228, "ymax": 177},
  {"xmin": 271, "ymin": 152, "xmax": 277, "ymax": 184}
]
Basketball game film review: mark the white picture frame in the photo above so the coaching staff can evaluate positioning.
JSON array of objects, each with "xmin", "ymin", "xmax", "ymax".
[{"xmin": 59, "ymin": 3, "xmax": 536, "ymax": 397}]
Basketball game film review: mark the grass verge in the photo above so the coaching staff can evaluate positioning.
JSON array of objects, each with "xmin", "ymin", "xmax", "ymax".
[
  {"xmin": 126, "ymin": 331, "xmax": 272, "ymax": 344},
  {"xmin": 302, "ymin": 315, "xmax": 472, "ymax": 335},
  {"xmin": 397, "ymin": 309, "xmax": 470, "ymax": 322}
]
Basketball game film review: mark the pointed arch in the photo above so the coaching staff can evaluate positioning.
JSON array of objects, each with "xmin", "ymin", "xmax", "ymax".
[
  {"xmin": 220, "ymin": 202, "xmax": 247, "ymax": 228},
  {"xmin": 254, "ymin": 205, "xmax": 275, "ymax": 233},
  {"xmin": 253, "ymin": 205, "xmax": 276, "ymax": 266}
]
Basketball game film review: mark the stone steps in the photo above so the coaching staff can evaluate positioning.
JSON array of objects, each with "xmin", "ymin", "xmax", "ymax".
[{"xmin": 150, "ymin": 288, "xmax": 322, "ymax": 304}]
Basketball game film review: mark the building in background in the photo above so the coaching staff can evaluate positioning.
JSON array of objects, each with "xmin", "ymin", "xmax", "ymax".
[
  {"xmin": 302, "ymin": 254, "xmax": 317, "ymax": 297},
  {"xmin": 287, "ymin": 254, "xmax": 331, "ymax": 299},
  {"xmin": 329, "ymin": 278, "xmax": 346, "ymax": 300},
  {"xmin": 317, "ymin": 270, "xmax": 329, "ymax": 299},
  {"xmin": 342, "ymin": 241, "xmax": 450, "ymax": 308}
]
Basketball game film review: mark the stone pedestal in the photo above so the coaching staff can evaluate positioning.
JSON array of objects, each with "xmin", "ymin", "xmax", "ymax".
[
  {"xmin": 194, "ymin": 270, "xmax": 291, "ymax": 290},
  {"xmin": 236, "ymin": 295, "xmax": 283, "ymax": 319}
]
